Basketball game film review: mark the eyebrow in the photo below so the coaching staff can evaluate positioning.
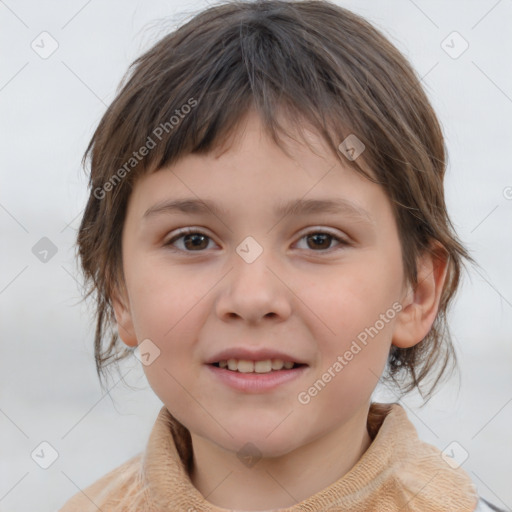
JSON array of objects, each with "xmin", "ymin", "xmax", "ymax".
[{"xmin": 143, "ymin": 197, "xmax": 375, "ymax": 225}]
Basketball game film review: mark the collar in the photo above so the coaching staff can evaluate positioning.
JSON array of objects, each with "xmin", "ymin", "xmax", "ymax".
[{"xmin": 141, "ymin": 402, "xmax": 478, "ymax": 511}]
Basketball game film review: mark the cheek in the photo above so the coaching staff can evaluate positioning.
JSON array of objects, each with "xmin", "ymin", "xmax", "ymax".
[
  {"xmin": 126, "ymin": 256, "xmax": 204, "ymax": 338},
  {"xmin": 141, "ymin": 359, "xmax": 196, "ymax": 423},
  {"xmin": 304, "ymin": 262, "xmax": 398, "ymax": 383},
  {"xmin": 306, "ymin": 261, "xmax": 398, "ymax": 333},
  {"xmin": 125, "ymin": 257, "xmax": 208, "ymax": 372}
]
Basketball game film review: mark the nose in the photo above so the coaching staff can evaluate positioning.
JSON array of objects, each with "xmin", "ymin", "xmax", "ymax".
[{"xmin": 214, "ymin": 245, "xmax": 292, "ymax": 325}]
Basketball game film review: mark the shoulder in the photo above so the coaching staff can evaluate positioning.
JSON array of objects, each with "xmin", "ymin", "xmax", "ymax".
[
  {"xmin": 58, "ymin": 452, "xmax": 145, "ymax": 512},
  {"xmin": 475, "ymin": 497, "xmax": 508, "ymax": 512}
]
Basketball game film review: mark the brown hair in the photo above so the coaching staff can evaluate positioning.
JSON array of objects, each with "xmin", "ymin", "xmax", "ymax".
[{"xmin": 76, "ymin": 0, "xmax": 477, "ymax": 400}]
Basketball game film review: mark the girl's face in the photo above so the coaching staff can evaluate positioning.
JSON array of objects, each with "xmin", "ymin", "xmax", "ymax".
[{"xmin": 113, "ymin": 109, "xmax": 414, "ymax": 457}]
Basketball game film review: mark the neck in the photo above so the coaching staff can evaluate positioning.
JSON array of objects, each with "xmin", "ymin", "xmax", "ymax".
[{"xmin": 189, "ymin": 403, "xmax": 372, "ymax": 511}]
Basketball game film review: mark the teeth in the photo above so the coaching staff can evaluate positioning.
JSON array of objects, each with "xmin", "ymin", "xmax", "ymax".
[
  {"xmin": 218, "ymin": 359, "xmax": 298, "ymax": 373},
  {"xmin": 254, "ymin": 360, "xmax": 272, "ymax": 373}
]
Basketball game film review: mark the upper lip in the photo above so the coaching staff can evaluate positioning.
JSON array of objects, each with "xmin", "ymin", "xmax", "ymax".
[{"xmin": 205, "ymin": 347, "xmax": 308, "ymax": 365}]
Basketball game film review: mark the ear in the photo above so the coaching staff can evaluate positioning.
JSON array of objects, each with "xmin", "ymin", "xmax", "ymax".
[
  {"xmin": 392, "ymin": 242, "xmax": 449, "ymax": 349},
  {"xmin": 111, "ymin": 285, "xmax": 138, "ymax": 348}
]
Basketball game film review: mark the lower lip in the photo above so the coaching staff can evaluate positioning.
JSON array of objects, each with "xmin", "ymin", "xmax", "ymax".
[{"xmin": 205, "ymin": 364, "xmax": 308, "ymax": 392}]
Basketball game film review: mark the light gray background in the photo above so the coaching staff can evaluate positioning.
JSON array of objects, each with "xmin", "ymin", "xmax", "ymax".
[{"xmin": 1, "ymin": 0, "xmax": 511, "ymax": 510}]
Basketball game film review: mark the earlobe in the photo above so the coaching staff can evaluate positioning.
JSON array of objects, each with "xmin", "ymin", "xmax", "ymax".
[
  {"xmin": 111, "ymin": 288, "xmax": 138, "ymax": 347},
  {"xmin": 392, "ymin": 243, "xmax": 449, "ymax": 349}
]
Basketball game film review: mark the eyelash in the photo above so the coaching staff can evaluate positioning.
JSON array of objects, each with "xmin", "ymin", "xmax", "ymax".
[{"xmin": 164, "ymin": 227, "xmax": 350, "ymax": 254}]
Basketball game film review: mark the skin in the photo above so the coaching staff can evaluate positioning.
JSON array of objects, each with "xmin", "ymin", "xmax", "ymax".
[{"xmin": 112, "ymin": 109, "xmax": 448, "ymax": 510}]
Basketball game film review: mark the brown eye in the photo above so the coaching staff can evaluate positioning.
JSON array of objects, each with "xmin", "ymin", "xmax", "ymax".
[
  {"xmin": 306, "ymin": 233, "xmax": 332, "ymax": 250},
  {"xmin": 296, "ymin": 230, "xmax": 348, "ymax": 252},
  {"xmin": 165, "ymin": 230, "xmax": 214, "ymax": 251},
  {"xmin": 182, "ymin": 233, "xmax": 210, "ymax": 250},
  {"xmin": 165, "ymin": 228, "xmax": 348, "ymax": 254}
]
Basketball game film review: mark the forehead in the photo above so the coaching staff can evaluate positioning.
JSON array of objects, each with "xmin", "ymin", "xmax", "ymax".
[{"xmin": 126, "ymin": 109, "xmax": 388, "ymax": 226}]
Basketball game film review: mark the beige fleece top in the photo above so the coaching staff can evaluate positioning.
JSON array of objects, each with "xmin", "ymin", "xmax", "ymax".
[{"xmin": 59, "ymin": 402, "xmax": 479, "ymax": 511}]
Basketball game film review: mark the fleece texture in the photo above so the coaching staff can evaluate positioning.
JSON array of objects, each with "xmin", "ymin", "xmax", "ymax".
[{"xmin": 59, "ymin": 402, "xmax": 479, "ymax": 511}]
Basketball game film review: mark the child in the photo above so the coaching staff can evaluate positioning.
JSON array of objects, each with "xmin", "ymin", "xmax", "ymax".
[{"xmin": 59, "ymin": 1, "xmax": 505, "ymax": 510}]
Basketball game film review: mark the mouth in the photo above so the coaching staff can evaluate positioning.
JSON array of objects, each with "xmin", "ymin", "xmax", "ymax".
[
  {"xmin": 210, "ymin": 359, "xmax": 307, "ymax": 373},
  {"xmin": 206, "ymin": 359, "xmax": 308, "ymax": 393}
]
